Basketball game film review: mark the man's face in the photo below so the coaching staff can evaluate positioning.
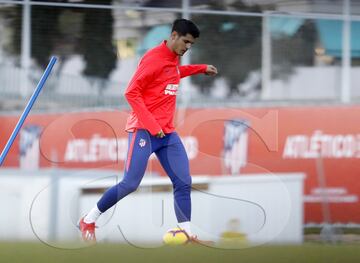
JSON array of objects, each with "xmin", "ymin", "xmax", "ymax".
[{"xmin": 171, "ymin": 32, "xmax": 196, "ymax": 56}]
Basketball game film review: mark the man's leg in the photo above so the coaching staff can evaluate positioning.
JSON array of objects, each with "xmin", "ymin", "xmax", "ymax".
[
  {"xmin": 155, "ymin": 133, "xmax": 192, "ymax": 230},
  {"xmin": 80, "ymin": 129, "xmax": 152, "ymax": 242},
  {"xmin": 96, "ymin": 130, "xmax": 152, "ymax": 212}
]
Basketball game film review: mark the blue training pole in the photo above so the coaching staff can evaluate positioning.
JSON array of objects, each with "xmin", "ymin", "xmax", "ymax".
[{"xmin": 0, "ymin": 56, "xmax": 57, "ymax": 166}]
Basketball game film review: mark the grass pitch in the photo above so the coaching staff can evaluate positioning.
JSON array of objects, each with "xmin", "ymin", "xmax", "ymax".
[{"xmin": 0, "ymin": 242, "xmax": 359, "ymax": 263}]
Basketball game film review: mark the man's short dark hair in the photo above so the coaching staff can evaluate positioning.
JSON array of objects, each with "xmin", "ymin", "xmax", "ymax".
[{"xmin": 171, "ymin": 18, "xmax": 200, "ymax": 38}]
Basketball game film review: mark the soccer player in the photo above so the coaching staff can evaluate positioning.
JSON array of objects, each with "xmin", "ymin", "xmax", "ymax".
[{"xmin": 79, "ymin": 18, "xmax": 218, "ymax": 243}]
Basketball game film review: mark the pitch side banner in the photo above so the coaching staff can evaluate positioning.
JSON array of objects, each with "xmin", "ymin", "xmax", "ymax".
[{"xmin": 0, "ymin": 106, "xmax": 359, "ymax": 223}]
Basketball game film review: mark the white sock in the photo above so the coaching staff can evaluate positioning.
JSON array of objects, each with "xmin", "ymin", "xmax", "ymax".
[
  {"xmin": 178, "ymin": 221, "xmax": 192, "ymax": 236},
  {"xmin": 84, "ymin": 205, "xmax": 102, "ymax": 224}
]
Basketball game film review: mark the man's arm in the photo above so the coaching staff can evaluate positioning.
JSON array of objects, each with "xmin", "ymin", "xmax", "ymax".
[
  {"xmin": 178, "ymin": 64, "xmax": 207, "ymax": 78},
  {"xmin": 179, "ymin": 64, "xmax": 218, "ymax": 78},
  {"xmin": 125, "ymin": 61, "xmax": 162, "ymax": 136}
]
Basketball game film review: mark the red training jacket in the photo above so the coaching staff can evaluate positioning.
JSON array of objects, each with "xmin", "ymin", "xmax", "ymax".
[{"xmin": 125, "ymin": 40, "xmax": 207, "ymax": 135}]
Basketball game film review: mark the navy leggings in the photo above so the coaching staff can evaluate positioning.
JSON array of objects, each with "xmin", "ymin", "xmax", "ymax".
[{"xmin": 97, "ymin": 129, "xmax": 192, "ymax": 223}]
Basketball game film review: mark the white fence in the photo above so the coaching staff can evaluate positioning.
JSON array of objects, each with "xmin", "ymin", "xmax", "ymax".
[{"xmin": 2, "ymin": 63, "xmax": 360, "ymax": 111}]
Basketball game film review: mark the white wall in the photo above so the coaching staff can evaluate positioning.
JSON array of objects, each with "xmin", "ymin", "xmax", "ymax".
[
  {"xmin": 0, "ymin": 173, "xmax": 51, "ymax": 241},
  {"xmin": 0, "ymin": 169, "xmax": 304, "ymax": 248}
]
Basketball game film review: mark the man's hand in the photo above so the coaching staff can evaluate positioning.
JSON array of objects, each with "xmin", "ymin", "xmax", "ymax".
[
  {"xmin": 156, "ymin": 130, "xmax": 166, "ymax": 138},
  {"xmin": 205, "ymin": 65, "xmax": 218, "ymax": 76}
]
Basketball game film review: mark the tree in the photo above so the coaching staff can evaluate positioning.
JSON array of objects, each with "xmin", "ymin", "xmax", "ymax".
[
  {"xmin": 6, "ymin": 0, "xmax": 117, "ymax": 82},
  {"xmin": 2, "ymin": 6, "xmax": 22, "ymax": 60},
  {"xmin": 271, "ymin": 20, "xmax": 317, "ymax": 80},
  {"xmin": 31, "ymin": 1, "xmax": 62, "ymax": 68},
  {"xmin": 79, "ymin": 0, "xmax": 117, "ymax": 83},
  {"xmin": 5, "ymin": 1, "xmax": 71, "ymax": 68},
  {"xmin": 191, "ymin": 0, "xmax": 262, "ymax": 97}
]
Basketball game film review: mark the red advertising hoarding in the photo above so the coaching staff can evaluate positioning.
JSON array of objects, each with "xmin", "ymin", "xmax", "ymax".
[{"xmin": 0, "ymin": 106, "xmax": 359, "ymax": 223}]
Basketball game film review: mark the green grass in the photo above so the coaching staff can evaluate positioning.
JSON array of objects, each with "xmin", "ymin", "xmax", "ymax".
[{"xmin": 0, "ymin": 242, "xmax": 359, "ymax": 263}]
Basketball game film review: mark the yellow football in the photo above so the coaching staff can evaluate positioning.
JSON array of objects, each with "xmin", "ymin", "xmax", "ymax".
[{"xmin": 163, "ymin": 228, "xmax": 190, "ymax": 245}]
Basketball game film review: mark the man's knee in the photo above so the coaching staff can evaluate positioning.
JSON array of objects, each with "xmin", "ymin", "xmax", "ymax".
[
  {"xmin": 174, "ymin": 175, "xmax": 192, "ymax": 191},
  {"xmin": 120, "ymin": 181, "xmax": 139, "ymax": 194}
]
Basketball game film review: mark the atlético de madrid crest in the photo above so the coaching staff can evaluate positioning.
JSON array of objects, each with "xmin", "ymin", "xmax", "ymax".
[{"xmin": 139, "ymin": 138, "xmax": 146, "ymax": 147}]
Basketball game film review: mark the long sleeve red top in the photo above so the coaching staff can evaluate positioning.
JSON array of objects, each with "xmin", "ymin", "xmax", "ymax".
[{"xmin": 125, "ymin": 40, "xmax": 207, "ymax": 135}]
